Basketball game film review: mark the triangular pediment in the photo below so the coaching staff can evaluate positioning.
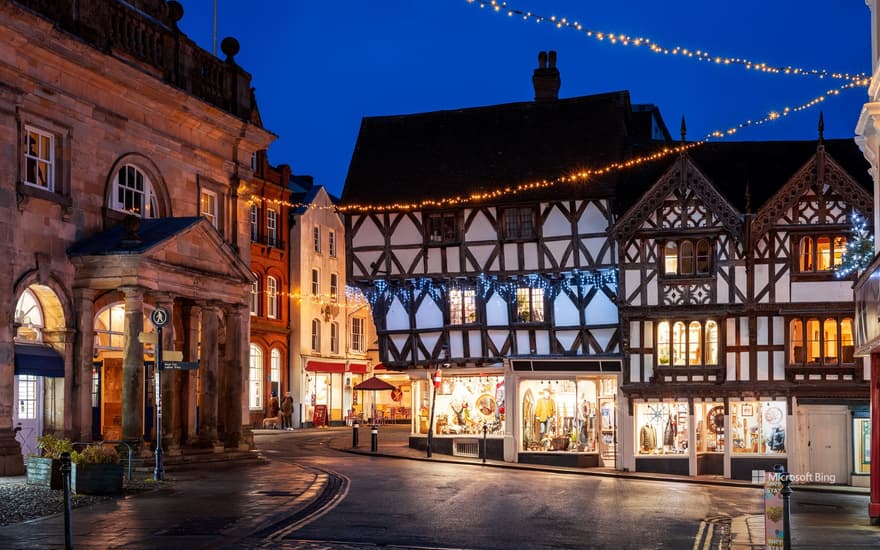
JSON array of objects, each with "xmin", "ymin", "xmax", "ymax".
[
  {"xmin": 69, "ymin": 217, "xmax": 253, "ymax": 303},
  {"xmin": 611, "ymin": 155, "xmax": 742, "ymax": 242},
  {"xmin": 751, "ymin": 147, "xmax": 873, "ymax": 244}
]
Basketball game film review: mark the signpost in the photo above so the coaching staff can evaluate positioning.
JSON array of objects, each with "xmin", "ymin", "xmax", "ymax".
[
  {"xmin": 426, "ymin": 367, "xmax": 441, "ymax": 458},
  {"xmin": 149, "ymin": 307, "xmax": 169, "ymax": 481}
]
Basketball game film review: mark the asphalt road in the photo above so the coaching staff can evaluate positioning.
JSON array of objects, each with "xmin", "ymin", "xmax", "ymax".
[{"xmin": 252, "ymin": 430, "xmax": 766, "ymax": 550}]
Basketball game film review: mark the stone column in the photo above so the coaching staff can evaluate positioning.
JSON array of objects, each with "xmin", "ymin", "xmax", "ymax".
[
  {"xmin": 0, "ymin": 317, "xmax": 22, "ymax": 474},
  {"xmin": 222, "ymin": 305, "xmax": 246, "ymax": 449},
  {"xmin": 120, "ymin": 286, "xmax": 145, "ymax": 444},
  {"xmin": 184, "ymin": 304, "xmax": 201, "ymax": 443},
  {"xmin": 72, "ymin": 288, "xmax": 97, "ymax": 442},
  {"xmin": 198, "ymin": 302, "xmax": 220, "ymax": 446}
]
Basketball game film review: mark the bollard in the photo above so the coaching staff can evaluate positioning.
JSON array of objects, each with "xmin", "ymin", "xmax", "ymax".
[
  {"xmin": 482, "ymin": 424, "xmax": 488, "ymax": 464},
  {"xmin": 371, "ymin": 424, "xmax": 378, "ymax": 453},
  {"xmin": 352, "ymin": 422, "xmax": 360, "ymax": 448},
  {"xmin": 774, "ymin": 464, "xmax": 793, "ymax": 550},
  {"xmin": 60, "ymin": 451, "xmax": 73, "ymax": 550}
]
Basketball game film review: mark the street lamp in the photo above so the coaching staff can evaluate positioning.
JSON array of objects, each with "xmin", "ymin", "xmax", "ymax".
[{"xmin": 426, "ymin": 344, "xmax": 449, "ymax": 458}]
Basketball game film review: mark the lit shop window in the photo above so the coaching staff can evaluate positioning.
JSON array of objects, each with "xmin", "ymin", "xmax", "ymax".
[
  {"xmin": 515, "ymin": 287, "xmax": 544, "ymax": 323},
  {"xmin": 789, "ymin": 317, "xmax": 854, "ymax": 364},
  {"xmin": 449, "ymin": 287, "xmax": 477, "ymax": 325},
  {"xmin": 729, "ymin": 401, "xmax": 786, "ymax": 454},
  {"xmin": 249, "ymin": 344, "xmax": 263, "ymax": 409},
  {"xmin": 635, "ymin": 402, "xmax": 689, "ymax": 455},
  {"xmin": 798, "ymin": 235, "xmax": 846, "ymax": 272}
]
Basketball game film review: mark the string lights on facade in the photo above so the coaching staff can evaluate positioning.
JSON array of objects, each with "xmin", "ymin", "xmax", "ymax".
[{"xmin": 466, "ymin": 0, "xmax": 868, "ymax": 84}]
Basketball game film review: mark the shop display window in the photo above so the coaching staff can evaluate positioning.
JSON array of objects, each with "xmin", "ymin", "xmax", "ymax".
[
  {"xmin": 853, "ymin": 418, "xmax": 870, "ymax": 475},
  {"xmin": 418, "ymin": 375, "xmax": 505, "ymax": 436},
  {"xmin": 730, "ymin": 401, "xmax": 786, "ymax": 454},
  {"xmin": 520, "ymin": 377, "xmax": 616, "ymax": 454},
  {"xmin": 695, "ymin": 403, "xmax": 726, "ymax": 453},
  {"xmin": 635, "ymin": 402, "xmax": 689, "ymax": 455}
]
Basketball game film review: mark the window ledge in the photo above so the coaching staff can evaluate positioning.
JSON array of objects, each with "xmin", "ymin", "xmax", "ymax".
[{"xmin": 16, "ymin": 182, "xmax": 72, "ymax": 210}]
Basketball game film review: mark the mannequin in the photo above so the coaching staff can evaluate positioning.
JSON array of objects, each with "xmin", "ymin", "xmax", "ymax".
[{"xmin": 535, "ymin": 389, "xmax": 556, "ymax": 435}]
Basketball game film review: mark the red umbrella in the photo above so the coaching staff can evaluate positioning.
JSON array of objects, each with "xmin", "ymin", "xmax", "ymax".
[{"xmin": 355, "ymin": 376, "xmax": 396, "ymax": 423}]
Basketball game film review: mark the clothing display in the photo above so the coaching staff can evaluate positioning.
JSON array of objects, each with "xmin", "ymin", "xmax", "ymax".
[{"xmin": 640, "ymin": 424, "xmax": 657, "ymax": 452}]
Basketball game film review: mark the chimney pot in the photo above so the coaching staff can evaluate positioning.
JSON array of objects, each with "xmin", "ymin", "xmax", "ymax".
[{"xmin": 532, "ymin": 50, "xmax": 561, "ymax": 102}]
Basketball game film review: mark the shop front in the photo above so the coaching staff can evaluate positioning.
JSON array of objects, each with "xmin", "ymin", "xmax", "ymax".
[
  {"xmin": 512, "ymin": 372, "xmax": 620, "ymax": 468},
  {"xmin": 303, "ymin": 361, "xmax": 367, "ymax": 427},
  {"xmin": 728, "ymin": 399, "xmax": 788, "ymax": 480},
  {"xmin": 408, "ymin": 369, "xmax": 506, "ymax": 459}
]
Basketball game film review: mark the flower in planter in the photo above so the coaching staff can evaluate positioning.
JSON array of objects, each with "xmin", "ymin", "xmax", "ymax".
[
  {"xmin": 36, "ymin": 434, "xmax": 74, "ymax": 459},
  {"xmin": 71, "ymin": 444, "xmax": 120, "ymax": 465}
]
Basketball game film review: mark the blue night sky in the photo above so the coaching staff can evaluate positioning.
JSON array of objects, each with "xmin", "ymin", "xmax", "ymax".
[{"xmin": 178, "ymin": 1, "xmax": 871, "ymax": 197}]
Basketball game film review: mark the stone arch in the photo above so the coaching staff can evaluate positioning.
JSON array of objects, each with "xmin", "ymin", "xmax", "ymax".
[
  {"xmin": 103, "ymin": 153, "xmax": 172, "ymax": 225},
  {"xmin": 13, "ymin": 270, "xmax": 72, "ymax": 337}
]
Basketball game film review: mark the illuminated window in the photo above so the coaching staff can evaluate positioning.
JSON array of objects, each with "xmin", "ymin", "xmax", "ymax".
[
  {"xmin": 23, "ymin": 126, "xmax": 54, "ymax": 191},
  {"xmin": 449, "ymin": 287, "xmax": 477, "ymax": 325},
  {"xmin": 515, "ymin": 287, "xmax": 544, "ymax": 323},
  {"xmin": 330, "ymin": 273, "xmax": 338, "ymax": 303},
  {"xmin": 798, "ymin": 235, "xmax": 846, "ymax": 273},
  {"xmin": 249, "ymin": 344, "xmax": 263, "ymax": 409},
  {"xmin": 657, "ymin": 320, "xmax": 719, "ymax": 367},
  {"xmin": 200, "ymin": 189, "xmax": 218, "ymax": 227},
  {"xmin": 15, "ymin": 289, "xmax": 44, "ymax": 342},
  {"xmin": 270, "ymin": 349, "xmax": 281, "ymax": 386},
  {"xmin": 663, "ymin": 239, "xmax": 711, "ymax": 276},
  {"xmin": 789, "ymin": 317, "xmax": 855, "ymax": 364},
  {"xmin": 111, "ymin": 165, "xmax": 157, "ymax": 218},
  {"xmin": 426, "ymin": 212, "xmax": 459, "ymax": 243},
  {"xmin": 17, "ymin": 375, "xmax": 37, "ymax": 419}
]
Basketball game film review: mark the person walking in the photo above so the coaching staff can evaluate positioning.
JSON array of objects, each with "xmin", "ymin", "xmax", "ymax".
[
  {"xmin": 269, "ymin": 392, "xmax": 280, "ymax": 429},
  {"xmin": 281, "ymin": 392, "xmax": 294, "ymax": 430}
]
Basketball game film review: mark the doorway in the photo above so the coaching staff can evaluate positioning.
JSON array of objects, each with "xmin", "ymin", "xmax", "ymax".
[
  {"xmin": 13, "ymin": 374, "xmax": 43, "ymax": 459},
  {"xmin": 802, "ymin": 405, "xmax": 848, "ymax": 485}
]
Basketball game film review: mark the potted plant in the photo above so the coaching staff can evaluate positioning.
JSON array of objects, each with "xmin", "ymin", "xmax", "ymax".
[
  {"xmin": 26, "ymin": 434, "xmax": 73, "ymax": 489},
  {"xmin": 71, "ymin": 443, "xmax": 123, "ymax": 495}
]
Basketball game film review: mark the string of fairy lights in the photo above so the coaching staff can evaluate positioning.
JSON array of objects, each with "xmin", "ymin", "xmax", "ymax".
[
  {"xmin": 466, "ymin": 0, "xmax": 868, "ymax": 84},
  {"xmin": 245, "ymin": 2, "xmax": 869, "ymax": 214}
]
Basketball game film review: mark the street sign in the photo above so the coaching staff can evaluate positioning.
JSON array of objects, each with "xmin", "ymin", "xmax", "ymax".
[
  {"xmin": 138, "ymin": 332, "xmax": 158, "ymax": 344},
  {"xmin": 150, "ymin": 307, "xmax": 170, "ymax": 328},
  {"xmin": 163, "ymin": 361, "xmax": 199, "ymax": 370},
  {"xmin": 163, "ymin": 350, "xmax": 183, "ymax": 362}
]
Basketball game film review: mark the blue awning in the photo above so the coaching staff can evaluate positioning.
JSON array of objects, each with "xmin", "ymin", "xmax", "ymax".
[{"xmin": 14, "ymin": 342, "xmax": 65, "ymax": 378}]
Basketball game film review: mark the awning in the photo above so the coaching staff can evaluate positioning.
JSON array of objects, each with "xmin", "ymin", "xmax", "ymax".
[
  {"xmin": 306, "ymin": 360, "xmax": 345, "ymax": 373},
  {"xmin": 348, "ymin": 363, "xmax": 367, "ymax": 374},
  {"xmin": 14, "ymin": 342, "xmax": 65, "ymax": 378}
]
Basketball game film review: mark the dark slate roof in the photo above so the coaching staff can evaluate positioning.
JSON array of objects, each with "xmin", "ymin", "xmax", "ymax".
[
  {"xmin": 341, "ymin": 91, "xmax": 670, "ymax": 206},
  {"xmin": 67, "ymin": 217, "xmax": 203, "ymax": 256},
  {"xmin": 614, "ymin": 138, "xmax": 871, "ymax": 216}
]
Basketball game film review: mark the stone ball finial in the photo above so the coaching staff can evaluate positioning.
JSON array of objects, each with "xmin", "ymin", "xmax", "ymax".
[
  {"xmin": 221, "ymin": 37, "xmax": 240, "ymax": 61},
  {"xmin": 167, "ymin": 1, "xmax": 184, "ymax": 24}
]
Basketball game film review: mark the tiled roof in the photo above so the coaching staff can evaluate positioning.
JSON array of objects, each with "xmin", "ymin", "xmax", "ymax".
[{"xmin": 67, "ymin": 217, "xmax": 203, "ymax": 256}]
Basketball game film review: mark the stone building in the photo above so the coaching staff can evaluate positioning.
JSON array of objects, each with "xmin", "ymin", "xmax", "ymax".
[{"xmin": 1, "ymin": 0, "xmax": 274, "ymax": 474}]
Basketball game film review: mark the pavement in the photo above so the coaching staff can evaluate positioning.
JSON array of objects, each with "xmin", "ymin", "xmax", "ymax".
[{"xmin": 0, "ymin": 424, "xmax": 875, "ymax": 549}]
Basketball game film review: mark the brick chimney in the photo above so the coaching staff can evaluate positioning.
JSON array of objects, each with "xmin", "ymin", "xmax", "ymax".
[{"xmin": 532, "ymin": 51, "xmax": 561, "ymax": 102}]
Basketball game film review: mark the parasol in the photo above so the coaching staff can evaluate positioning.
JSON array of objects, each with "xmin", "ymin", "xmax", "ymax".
[{"xmin": 354, "ymin": 375, "xmax": 396, "ymax": 424}]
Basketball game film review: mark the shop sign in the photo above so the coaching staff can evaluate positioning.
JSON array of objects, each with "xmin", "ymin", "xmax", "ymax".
[{"xmin": 763, "ymin": 471, "xmax": 785, "ymax": 549}]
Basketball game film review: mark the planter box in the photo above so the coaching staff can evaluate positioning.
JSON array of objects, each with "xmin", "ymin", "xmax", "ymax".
[
  {"xmin": 26, "ymin": 457, "xmax": 63, "ymax": 489},
  {"xmin": 72, "ymin": 463, "xmax": 123, "ymax": 495}
]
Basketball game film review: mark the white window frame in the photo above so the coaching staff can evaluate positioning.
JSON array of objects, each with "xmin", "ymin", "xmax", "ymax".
[
  {"xmin": 267, "ymin": 209, "xmax": 278, "ymax": 247},
  {"xmin": 270, "ymin": 348, "xmax": 281, "ymax": 386},
  {"xmin": 330, "ymin": 273, "xmax": 338, "ymax": 303},
  {"xmin": 313, "ymin": 227, "xmax": 321, "ymax": 253},
  {"xmin": 23, "ymin": 125, "xmax": 55, "ymax": 191},
  {"xmin": 351, "ymin": 317, "xmax": 365, "ymax": 352},
  {"xmin": 249, "ymin": 344, "xmax": 263, "ymax": 410},
  {"xmin": 250, "ymin": 275, "xmax": 259, "ymax": 316},
  {"xmin": 311, "ymin": 269, "xmax": 320, "ymax": 296},
  {"xmin": 311, "ymin": 319, "xmax": 321, "ymax": 352},
  {"xmin": 329, "ymin": 231, "xmax": 337, "ymax": 257},
  {"xmin": 111, "ymin": 164, "xmax": 158, "ymax": 218},
  {"xmin": 200, "ymin": 189, "xmax": 218, "ymax": 227},
  {"xmin": 250, "ymin": 204, "xmax": 259, "ymax": 242},
  {"xmin": 330, "ymin": 322, "xmax": 339, "ymax": 354},
  {"xmin": 267, "ymin": 276, "xmax": 278, "ymax": 319}
]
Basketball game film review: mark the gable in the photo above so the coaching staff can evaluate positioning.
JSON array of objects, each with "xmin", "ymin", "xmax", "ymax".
[
  {"xmin": 147, "ymin": 221, "xmax": 252, "ymax": 282},
  {"xmin": 611, "ymin": 156, "xmax": 742, "ymax": 242}
]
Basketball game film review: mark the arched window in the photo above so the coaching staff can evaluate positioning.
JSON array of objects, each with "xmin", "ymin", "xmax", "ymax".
[
  {"xmin": 696, "ymin": 239, "xmax": 711, "ymax": 274},
  {"xmin": 311, "ymin": 319, "xmax": 321, "ymax": 351},
  {"xmin": 110, "ymin": 164, "xmax": 157, "ymax": 218},
  {"xmin": 658, "ymin": 320, "xmax": 718, "ymax": 367},
  {"xmin": 790, "ymin": 316, "xmax": 854, "ymax": 365},
  {"xmin": 799, "ymin": 237, "xmax": 814, "ymax": 271},
  {"xmin": 790, "ymin": 319, "xmax": 804, "ymax": 363},
  {"xmin": 657, "ymin": 321, "xmax": 671, "ymax": 365},
  {"xmin": 14, "ymin": 289, "xmax": 45, "ymax": 342},
  {"xmin": 679, "ymin": 240, "xmax": 694, "ymax": 275},
  {"xmin": 823, "ymin": 318, "xmax": 838, "ymax": 363},
  {"xmin": 270, "ymin": 348, "xmax": 281, "ymax": 387},
  {"xmin": 704, "ymin": 321, "xmax": 718, "ymax": 364},
  {"xmin": 806, "ymin": 318, "xmax": 820, "ymax": 362},
  {"xmin": 799, "ymin": 235, "xmax": 846, "ymax": 273},
  {"xmin": 841, "ymin": 318, "xmax": 854, "ymax": 362},
  {"xmin": 687, "ymin": 321, "xmax": 701, "ymax": 366},
  {"xmin": 249, "ymin": 344, "xmax": 263, "ymax": 409},
  {"xmin": 266, "ymin": 276, "xmax": 278, "ymax": 319},
  {"xmin": 672, "ymin": 321, "xmax": 687, "ymax": 366},
  {"xmin": 664, "ymin": 242, "xmax": 678, "ymax": 275}
]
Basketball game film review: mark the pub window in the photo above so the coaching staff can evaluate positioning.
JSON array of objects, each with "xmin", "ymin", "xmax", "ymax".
[
  {"xmin": 515, "ymin": 287, "xmax": 544, "ymax": 323},
  {"xmin": 798, "ymin": 235, "xmax": 846, "ymax": 272},
  {"xmin": 426, "ymin": 212, "xmax": 459, "ymax": 244},
  {"xmin": 502, "ymin": 207, "xmax": 536, "ymax": 240},
  {"xmin": 663, "ymin": 239, "xmax": 711, "ymax": 276},
  {"xmin": 789, "ymin": 317, "xmax": 855, "ymax": 365},
  {"xmin": 657, "ymin": 320, "xmax": 718, "ymax": 366},
  {"xmin": 449, "ymin": 287, "xmax": 477, "ymax": 325}
]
